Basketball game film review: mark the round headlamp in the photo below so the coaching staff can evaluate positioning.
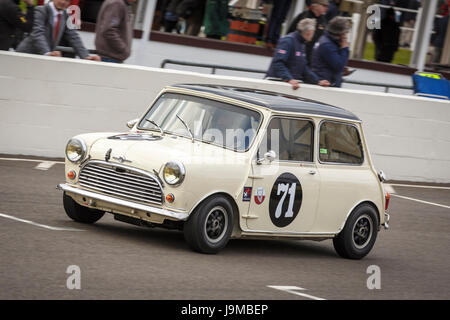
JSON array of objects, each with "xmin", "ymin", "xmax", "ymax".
[
  {"xmin": 163, "ymin": 161, "xmax": 185, "ymax": 186},
  {"xmin": 65, "ymin": 138, "xmax": 87, "ymax": 163}
]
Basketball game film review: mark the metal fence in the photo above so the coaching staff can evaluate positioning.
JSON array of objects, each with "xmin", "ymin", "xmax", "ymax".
[{"xmin": 160, "ymin": 59, "xmax": 413, "ymax": 93}]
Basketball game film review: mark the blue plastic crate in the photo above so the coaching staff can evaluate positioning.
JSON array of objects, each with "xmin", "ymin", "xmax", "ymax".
[{"xmin": 412, "ymin": 72, "xmax": 450, "ymax": 100}]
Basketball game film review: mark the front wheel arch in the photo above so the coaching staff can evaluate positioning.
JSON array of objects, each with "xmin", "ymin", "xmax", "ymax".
[{"xmin": 187, "ymin": 192, "xmax": 240, "ymax": 232}]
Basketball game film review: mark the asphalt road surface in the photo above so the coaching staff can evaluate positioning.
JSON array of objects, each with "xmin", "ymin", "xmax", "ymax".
[{"xmin": 0, "ymin": 157, "xmax": 449, "ymax": 300}]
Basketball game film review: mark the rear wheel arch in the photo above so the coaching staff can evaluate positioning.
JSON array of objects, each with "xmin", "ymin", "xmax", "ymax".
[{"xmin": 340, "ymin": 200, "xmax": 381, "ymax": 233}]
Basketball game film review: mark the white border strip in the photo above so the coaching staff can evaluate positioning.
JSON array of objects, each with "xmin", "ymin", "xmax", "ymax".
[
  {"xmin": 0, "ymin": 213, "xmax": 84, "ymax": 231},
  {"xmin": 391, "ymin": 195, "xmax": 450, "ymax": 209}
]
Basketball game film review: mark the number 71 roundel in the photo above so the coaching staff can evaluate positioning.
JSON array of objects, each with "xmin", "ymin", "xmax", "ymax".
[{"xmin": 269, "ymin": 173, "xmax": 303, "ymax": 227}]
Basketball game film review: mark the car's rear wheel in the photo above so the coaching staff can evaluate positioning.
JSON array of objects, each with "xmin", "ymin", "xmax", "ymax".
[
  {"xmin": 63, "ymin": 192, "xmax": 105, "ymax": 224},
  {"xmin": 183, "ymin": 196, "xmax": 234, "ymax": 254},
  {"xmin": 333, "ymin": 204, "xmax": 379, "ymax": 260}
]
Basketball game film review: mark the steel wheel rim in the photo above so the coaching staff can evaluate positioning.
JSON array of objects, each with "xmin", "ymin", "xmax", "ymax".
[
  {"xmin": 352, "ymin": 214, "xmax": 373, "ymax": 249},
  {"xmin": 204, "ymin": 206, "xmax": 228, "ymax": 244}
]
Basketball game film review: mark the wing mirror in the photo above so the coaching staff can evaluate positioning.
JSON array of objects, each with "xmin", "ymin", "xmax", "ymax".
[
  {"xmin": 257, "ymin": 150, "xmax": 277, "ymax": 164},
  {"xmin": 126, "ymin": 118, "xmax": 139, "ymax": 129}
]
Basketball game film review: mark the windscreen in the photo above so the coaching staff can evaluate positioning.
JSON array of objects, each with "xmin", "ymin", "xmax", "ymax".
[{"xmin": 138, "ymin": 93, "xmax": 261, "ymax": 151}]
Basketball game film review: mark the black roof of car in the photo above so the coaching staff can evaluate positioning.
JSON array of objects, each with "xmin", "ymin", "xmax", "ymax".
[{"xmin": 172, "ymin": 84, "xmax": 360, "ymax": 121}]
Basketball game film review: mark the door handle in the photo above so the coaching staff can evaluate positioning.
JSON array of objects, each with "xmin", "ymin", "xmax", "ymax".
[{"xmin": 309, "ymin": 170, "xmax": 317, "ymax": 175}]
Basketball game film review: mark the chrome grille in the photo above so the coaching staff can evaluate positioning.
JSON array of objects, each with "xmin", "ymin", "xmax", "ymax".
[{"xmin": 78, "ymin": 161, "xmax": 163, "ymax": 205}]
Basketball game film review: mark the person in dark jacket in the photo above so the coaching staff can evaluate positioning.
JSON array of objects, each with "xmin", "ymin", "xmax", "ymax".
[
  {"xmin": 431, "ymin": 15, "xmax": 449, "ymax": 63},
  {"xmin": 287, "ymin": 0, "xmax": 329, "ymax": 65},
  {"xmin": 325, "ymin": 0, "xmax": 341, "ymax": 22},
  {"xmin": 266, "ymin": 18, "xmax": 330, "ymax": 90},
  {"xmin": 311, "ymin": 16, "xmax": 350, "ymax": 87},
  {"xmin": 372, "ymin": 7, "xmax": 400, "ymax": 63},
  {"xmin": 0, "ymin": 0, "xmax": 34, "ymax": 51}
]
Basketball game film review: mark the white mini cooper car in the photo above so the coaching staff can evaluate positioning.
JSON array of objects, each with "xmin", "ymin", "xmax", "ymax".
[{"xmin": 58, "ymin": 84, "xmax": 390, "ymax": 259}]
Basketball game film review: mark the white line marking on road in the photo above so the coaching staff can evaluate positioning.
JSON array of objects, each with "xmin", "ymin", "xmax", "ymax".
[
  {"xmin": 0, "ymin": 213, "xmax": 85, "ymax": 231},
  {"xmin": 267, "ymin": 285, "xmax": 326, "ymax": 300},
  {"xmin": 35, "ymin": 161, "xmax": 55, "ymax": 171},
  {"xmin": 386, "ymin": 183, "xmax": 450, "ymax": 190},
  {"xmin": 0, "ymin": 157, "xmax": 64, "ymax": 164},
  {"xmin": 391, "ymin": 194, "xmax": 450, "ymax": 209}
]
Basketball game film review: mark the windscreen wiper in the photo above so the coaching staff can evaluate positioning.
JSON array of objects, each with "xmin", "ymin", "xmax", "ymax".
[
  {"xmin": 176, "ymin": 114, "xmax": 194, "ymax": 143},
  {"xmin": 145, "ymin": 119, "xmax": 164, "ymax": 136}
]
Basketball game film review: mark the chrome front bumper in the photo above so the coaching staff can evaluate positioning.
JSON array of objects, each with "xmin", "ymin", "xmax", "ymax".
[{"xmin": 57, "ymin": 183, "xmax": 189, "ymax": 221}]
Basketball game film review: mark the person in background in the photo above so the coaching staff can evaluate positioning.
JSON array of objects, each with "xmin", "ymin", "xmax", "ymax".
[
  {"xmin": 264, "ymin": 0, "xmax": 292, "ymax": 50},
  {"xmin": 379, "ymin": 0, "xmax": 396, "ymax": 20},
  {"xmin": 162, "ymin": 0, "xmax": 181, "ymax": 33},
  {"xmin": 431, "ymin": 14, "xmax": 449, "ymax": 63},
  {"xmin": 16, "ymin": 0, "xmax": 99, "ymax": 60},
  {"xmin": 266, "ymin": 18, "xmax": 331, "ymax": 90},
  {"xmin": 372, "ymin": 7, "xmax": 400, "ymax": 63},
  {"xmin": 399, "ymin": 0, "xmax": 420, "ymax": 48},
  {"xmin": 162, "ymin": 0, "xmax": 206, "ymax": 35},
  {"xmin": 203, "ymin": 0, "xmax": 228, "ymax": 39},
  {"xmin": 287, "ymin": 0, "xmax": 329, "ymax": 65},
  {"xmin": 95, "ymin": 0, "xmax": 135, "ymax": 63},
  {"xmin": 325, "ymin": 0, "xmax": 341, "ymax": 22},
  {"xmin": 0, "ymin": 0, "xmax": 35, "ymax": 51},
  {"xmin": 311, "ymin": 16, "xmax": 350, "ymax": 87}
]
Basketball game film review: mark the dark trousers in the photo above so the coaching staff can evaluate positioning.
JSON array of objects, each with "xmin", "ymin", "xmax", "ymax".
[{"xmin": 266, "ymin": 0, "xmax": 293, "ymax": 45}]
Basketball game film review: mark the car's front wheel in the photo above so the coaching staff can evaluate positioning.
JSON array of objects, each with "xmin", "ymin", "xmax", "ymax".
[
  {"xmin": 63, "ymin": 192, "xmax": 105, "ymax": 224},
  {"xmin": 333, "ymin": 204, "xmax": 379, "ymax": 259},
  {"xmin": 183, "ymin": 196, "xmax": 234, "ymax": 254}
]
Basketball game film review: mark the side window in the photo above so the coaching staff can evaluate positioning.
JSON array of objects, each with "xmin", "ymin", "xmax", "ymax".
[
  {"xmin": 261, "ymin": 118, "xmax": 314, "ymax": 162},
  {"xmin": 319, "ymin": 121, "xmax": 364, "ymax": 164}
]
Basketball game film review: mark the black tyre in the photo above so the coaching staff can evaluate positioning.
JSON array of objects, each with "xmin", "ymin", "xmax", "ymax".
[
  {"xmin": 333, "ymin": 204, "xmax": 379, "ymax": 260},
  {"xmin": 183, "ymin": 196, "xmax": 234, "ymax": 254},
  {"xmin": 63, "ymin": 192, "xmax": 105, "ymax": 224}
]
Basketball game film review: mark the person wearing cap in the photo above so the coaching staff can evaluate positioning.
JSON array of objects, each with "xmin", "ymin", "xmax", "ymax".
[
  {"xmin": 311, "ymin": 16, "xmax": 350, "ymax": 88},
  {"xmin": 287, "ymin": 0, "xmax": 329, "ymax": 66},
  {"xmin": 266, "ymin": 18, "xmax": 330, "ymax": 90}
]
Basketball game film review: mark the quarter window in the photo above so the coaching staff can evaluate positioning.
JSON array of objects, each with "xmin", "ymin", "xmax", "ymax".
[
  {"xmin": 319, "ymin": 121, "xmax": 364, "ymax": 164},
  {"xmin": 261, "ymin": 118, "xmax": 314, "ymax": 162}
]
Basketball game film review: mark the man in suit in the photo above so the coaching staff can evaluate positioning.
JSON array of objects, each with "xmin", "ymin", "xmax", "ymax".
[{"xmin": 17, "ymin": 0, "xmax": 99, "ymax": 60}]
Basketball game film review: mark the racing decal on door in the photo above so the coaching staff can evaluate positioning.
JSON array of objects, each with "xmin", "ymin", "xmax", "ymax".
[
  {"xmin": 269, "ymin": 173, "xmax": 303, "ymax": 227},
  {"xmin": 254, "ymin": 187, "xmax": 265, "ymax": 205},
  {"xmin": 243, "ymin": 187, "xmax": 252, "ymax": 202}
]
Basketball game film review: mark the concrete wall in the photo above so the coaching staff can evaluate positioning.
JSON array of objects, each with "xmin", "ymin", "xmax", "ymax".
[{"xmin": 1, "ymin": 51, "xmax": 449, "ymax": 183}]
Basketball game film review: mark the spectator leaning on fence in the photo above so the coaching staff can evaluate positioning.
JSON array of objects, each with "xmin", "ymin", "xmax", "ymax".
[
  {"xmin": 311, "ymin": 16, "xmax": 350, "ymax": 87},
  {"xmin": 16, "ymin": 0, "xmax": 99, "ymax": 60},
  {"xmin": 95, "ymin": 0, "xmax": 135, "ymax": 63},
  {"xmin": 266, "ymin": 18, "xmax": 331, "ymax": 90},
  {"xmin": 0, "ymin": 0, "xmax": 34, "ymax": 51},
  {"xmin": 287, "ymin": 0, "xmax": 329, "ymax": 66}
]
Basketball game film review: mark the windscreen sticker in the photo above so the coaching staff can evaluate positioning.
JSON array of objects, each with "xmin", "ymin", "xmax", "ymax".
[
  {"xmin": 320, "ymin": 148, "xmax": 328, "ymax": 154},
  {"xmin": 269, "ymin": 173, "xmax": 303, "ymax": 228}
]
